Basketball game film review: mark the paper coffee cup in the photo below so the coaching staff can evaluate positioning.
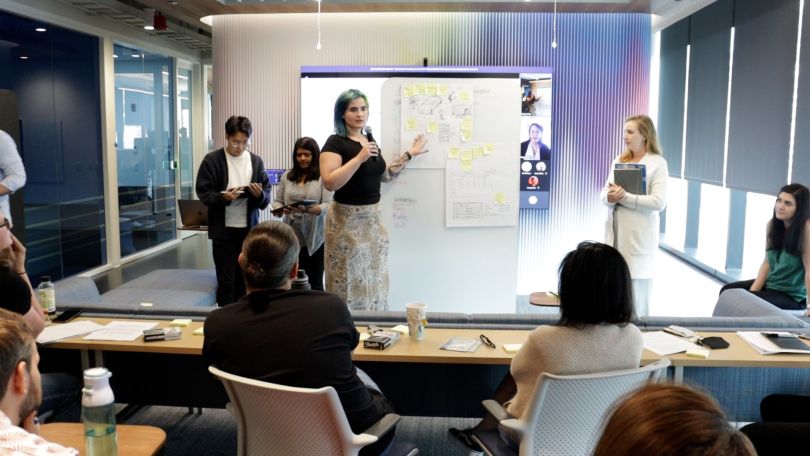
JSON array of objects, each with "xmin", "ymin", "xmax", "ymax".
[{"xmin": 405, "ymin": 303, "xmax": 427, "ymax": 340}]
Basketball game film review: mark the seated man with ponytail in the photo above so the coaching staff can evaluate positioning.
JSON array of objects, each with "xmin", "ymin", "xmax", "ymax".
[{"xmin": 203, "ymin": 221, "xmax": 397, "ymax": 456}]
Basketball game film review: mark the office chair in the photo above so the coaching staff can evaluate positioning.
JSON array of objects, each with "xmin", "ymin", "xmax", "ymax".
[
  {"xmin": 471, "ymin": 359, "xmax": 671, "ymax": 456},
  {"xmin": 208, "ymin": 366, "xmax": 418, "ymax": 456}
]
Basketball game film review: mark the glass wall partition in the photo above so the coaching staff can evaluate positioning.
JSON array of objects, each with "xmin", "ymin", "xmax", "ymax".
[
  {"xmin": 113, "ymin": 44, "xmax": 176, "ymax": 255},
  {"xmin": 0, "ymin": 11, "xmax": 106, "ymax": 284},
  {"xmin": 177, "ymin": 63, "xmax": 193, "ymax": 200}
]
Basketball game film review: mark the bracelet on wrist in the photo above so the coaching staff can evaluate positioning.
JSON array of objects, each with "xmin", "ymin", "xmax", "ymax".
[{"xmin": 404, "ymin": 151, "xmax": 412, "ymax": 161}]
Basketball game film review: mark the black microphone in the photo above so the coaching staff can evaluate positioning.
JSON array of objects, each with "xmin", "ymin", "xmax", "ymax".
[{"xmin": 365, "ymin": 126, "xmax": 377, "ymax": 161}]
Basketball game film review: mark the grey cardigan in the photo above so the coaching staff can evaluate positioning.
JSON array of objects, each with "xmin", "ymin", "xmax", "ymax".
[{"xmin": 271, "ymin": 171, "xmax": 332, "ymax": 255}]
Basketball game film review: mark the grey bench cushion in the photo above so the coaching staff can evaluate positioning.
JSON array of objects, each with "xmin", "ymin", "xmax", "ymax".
[{"xmin": 119, "ymin": 269, "xmax": 217, "ymax": 295}]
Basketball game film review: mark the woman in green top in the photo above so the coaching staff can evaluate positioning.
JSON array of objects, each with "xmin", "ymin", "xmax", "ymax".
[{"xmin": 720, "ymin": 183, "xmax": 810, "ymax": 310}]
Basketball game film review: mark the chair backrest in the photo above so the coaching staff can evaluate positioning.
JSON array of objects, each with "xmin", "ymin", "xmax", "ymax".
[
  {"xmin": 519, "ymin": 359, "xmax": 671, "ymax": 456},
  {"xmin": 208, "ymin": 366, "xmax": 377, "ymax": 456}
]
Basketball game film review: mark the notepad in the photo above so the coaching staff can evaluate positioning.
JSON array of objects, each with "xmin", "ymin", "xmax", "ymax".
[
  {"xmin": 36, "ymin": 321, "xmax": 104, "ymax": 345},
  {"xmin": 193, "ymin": 327, "xmax": 205, "ymax": 336}
]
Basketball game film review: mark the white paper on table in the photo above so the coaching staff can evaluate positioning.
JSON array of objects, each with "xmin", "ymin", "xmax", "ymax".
[
  {"xmin": 36, "ymin": 321, "xmax": 105, "ymax": 344},
  {"xmin": 82, "ymin": 321, "xmax": 159, "ymax": 342},
  {"xmin": 642, "ymin": 331, "xmax": 702, "ymax": 356}
]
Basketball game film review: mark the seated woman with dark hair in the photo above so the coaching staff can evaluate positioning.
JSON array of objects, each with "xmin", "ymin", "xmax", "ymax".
[
  {"xmin": 451, "ymin": 241, "xmax": 643, "ymax": 452},
  {"xmin": 595, "ymin": 384, "xmax": 755, "ymax": 456}
]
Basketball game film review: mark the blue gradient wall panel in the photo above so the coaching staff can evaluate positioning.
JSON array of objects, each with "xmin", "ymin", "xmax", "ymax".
[{"xmin": 214, "ymin": 12, "xmax": 651, "ymax": 298}]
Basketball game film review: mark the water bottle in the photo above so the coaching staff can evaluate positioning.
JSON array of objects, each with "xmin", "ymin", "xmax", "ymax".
[
  {"xmin": 291, "ymin": 269, "xmax": 311, "ymax": 290},
  {"xmin": 82, "ymin": 368, "xmax": 118, "ymax": 456},
  {"xmin": 36, "ymin": 276, "xmax": 56, "ymax": 320}
]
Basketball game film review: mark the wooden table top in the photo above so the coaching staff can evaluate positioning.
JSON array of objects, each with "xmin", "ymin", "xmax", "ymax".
[
  {"xmin": 42, "ymin": 318, "xmax": 810, "ymax": 368},
  {"xmin": 40, "ymin": 423, "xmax": 166, "ymax": 456}
]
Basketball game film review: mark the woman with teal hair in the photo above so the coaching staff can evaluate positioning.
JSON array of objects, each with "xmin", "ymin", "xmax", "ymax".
[{"xmin": 320, "ymin": 89, "xmax": 428, "ymax": 310}]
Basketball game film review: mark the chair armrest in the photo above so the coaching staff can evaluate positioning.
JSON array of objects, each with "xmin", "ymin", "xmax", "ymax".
[
  {"xmin": 482, "ymin": 399, "xmax": 513, "ymax": 422},
  {"xmin": 361, "ymin": 413, "xmax": 401, "ymax": 439},
  {"xmin": 500, "ymin": 418, "xmax": 525, "ymax": 434}
]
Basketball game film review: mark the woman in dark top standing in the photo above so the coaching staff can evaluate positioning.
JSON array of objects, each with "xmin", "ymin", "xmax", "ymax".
[{"xmin": 320, "ymin": 89, "xmax": 427, "ymax": 310}]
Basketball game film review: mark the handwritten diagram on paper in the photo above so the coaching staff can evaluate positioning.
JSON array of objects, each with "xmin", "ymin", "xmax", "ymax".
[
  {"xmin": 401, "ymin": 83, "xmax": 474, "ymax": 169},
  {"xmin": 390, "ymin": 78, "xmax": 518, "ymax": 227}
]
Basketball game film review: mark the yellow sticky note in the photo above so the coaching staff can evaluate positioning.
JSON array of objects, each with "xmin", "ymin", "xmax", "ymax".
[
  {"xmin": 461, "ymin": 149, "xmax": 473, "ymax": 161},
  {"xmin": 503, "ymin": 343, "xmax": 522, "ymax": 354},
  {"xmin": 484, "ymin": 144, "xmax": 495, "ymax": 155},
  {"xmin": 427, "ymin": 121, "xmax": 439, "ymax": 133},
  {"xmin": 459, "ymin": 90, "xmax": 471, "ymax": 102},
  {"xmin": 461, "ymin": 128, "xmax": 473, "ymax": 142},
  {"xmin": 438, "ymin": 84, "xmax": 449, "ymax": 96},
  {"xmin": 403, "ymin": 85, "xmax": 414, "ymax": 98},
  {"xmin": 414, "ymin": 83, "xmax": 426, "ymax": 95},
  {"xmin": 425, "ymin": 84, "xmax": 437, "ymax": 96},
  {"xmin": 495, "ymin": 192, "xmax": 506, "ymax": 205},
  {"xmin": 171, "ymin": 319, "xmax": 192, "ymax": 327},
  {"xmin": 461, "ymin": 161, "xmax": 473, "ymax": 172},
  {"xmin": 193, "ymin": 327, "xmax": 204, "ymax": 336},
  {"xmin": 448, "ymin": 147, "xmax": 460, "ymax": 159},
  {"xmin": 472, "ymin": 146, "xmax": 484, "ymax": 158},
  {"xmin": 405, "ymin": 118, "xmax": 417, "ymax": 131},
  {"xmin": 461, "ymin": 117, "xmax": 473, "ymax": 129}
]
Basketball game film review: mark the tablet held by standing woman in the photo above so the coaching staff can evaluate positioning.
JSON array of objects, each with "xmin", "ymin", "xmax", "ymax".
[{"xmin": 320, "ymin": 89, "xmax": 428, "ymax": 311}]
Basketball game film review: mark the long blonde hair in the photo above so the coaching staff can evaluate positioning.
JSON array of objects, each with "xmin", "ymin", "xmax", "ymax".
[{"xmin": 619, "ymin": 115, "xmax": 662, "ymax": 163}]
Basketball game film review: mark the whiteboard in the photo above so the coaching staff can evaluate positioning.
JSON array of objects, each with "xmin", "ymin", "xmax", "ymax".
[{"xmin": 379, "ymin": 77, "xmax": 520, "ymax": 313}]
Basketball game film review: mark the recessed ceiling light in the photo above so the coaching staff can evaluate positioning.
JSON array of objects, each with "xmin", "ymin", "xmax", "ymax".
[
  {"xmin": 113, "ymin": 54, "xmax": 119, "ymax": 58},
  {"xmin": 131, "ymin": 54, "xmax": 141, "ymax": 58},
  {"xmin": 144, "ymin": 25, "xmax": 155, "ymax": 30},
  {"xmin": 19, "ymin": 56, "xmax": 28, "ymax": 60},
  {"xmin": 35, "ymin": 27, "xmax": 47, "ymax": 32}
]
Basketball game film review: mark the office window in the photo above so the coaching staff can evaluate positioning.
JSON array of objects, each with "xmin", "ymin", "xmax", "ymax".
[
  {"xmin": 742, "ymin": 191, "xmax": 773, "ymax": 278},
  {"xmin": 114, "ymin": 44, "xmax": 176, "ymax": 255},
  {"xmin": 177, "ymin": 63, "xmax": 193, "ymax": 200},
  {"xmin": 695, "ymin": 183, "xmax": 729, "ymax": 271},
  {"xmin": 662, "ymin": 177, "xmax": 687, "ymax": 249},
  {"xmin": 0, "ymin": 11, "xmax": 106, "ymax": 283}
]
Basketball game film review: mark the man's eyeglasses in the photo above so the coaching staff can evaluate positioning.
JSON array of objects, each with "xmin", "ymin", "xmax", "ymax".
[
  {"xmin": 229, "ymin": 141, "xmax": 250, "ymax": 150},
  {"xmin": 0, "ymin": 220, "xmax": 9, "ymax": 230}
]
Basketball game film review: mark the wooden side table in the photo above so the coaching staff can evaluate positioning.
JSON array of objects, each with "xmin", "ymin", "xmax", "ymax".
[
  {"xmin": 40, "ymin": 423, "xmax": 166, "ymax": 456},
  {"xmin": 529, "ymin": 291, "xmax": 560, "ymax": 306}
]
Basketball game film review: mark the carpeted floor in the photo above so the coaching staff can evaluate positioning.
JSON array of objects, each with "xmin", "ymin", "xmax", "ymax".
[{"xmin": 123, "ymin": 405, "xmax": 480, "ymax": 455}]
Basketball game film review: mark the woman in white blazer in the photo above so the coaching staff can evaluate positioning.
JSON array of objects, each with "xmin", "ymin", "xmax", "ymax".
[{"xmin": 600, "ymin": 115, "xmax": 668, "ymax": 316}]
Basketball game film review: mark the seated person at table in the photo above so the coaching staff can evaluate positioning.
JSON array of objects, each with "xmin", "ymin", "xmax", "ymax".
[
  {"xmin": 0, "ymin": 308, "xmax": 79, "ymax": 455},
  {"xmin": 451, "ymin": 241, "xmax": 643, "ymax": 453},
  {"xmin": 595, "ymin": 384, "xmax": 755, "ymax": 455},
  {"xmin": 0, "ymin": 214, "xmax": 80, "ymax": 422},
  {"xmin": 740, "ymin": 394, "xmax": 810, "ymax": 455},
  {"xmin": 203, "ymin": 221, "xmax": 397, "ymax": 456}
]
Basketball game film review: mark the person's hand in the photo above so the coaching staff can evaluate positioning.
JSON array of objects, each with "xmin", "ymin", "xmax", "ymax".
[
  {"xmin": 222, "ymin": 187, "xmax": 242, "ymax": 202},
  {"xmin": 409, "ymin": 134, "xmax": 429, "ymax": 156},
  {"xmin": 21, "ymin": 410, "xmax": 39, "ymax": 435},
  {"xmin": 247, "ymin": 182, "xmax": 263, "ymax": 198},
  {"xmin": 606, "ymin": 184, "xmax": 626, "ymax": 203},
  {"xmin": 9, "ymin": 233, "xmax": 26, "ymax": 274},
  {"xmin": 305, "ymin": 205, "xmax": 322, "ymax": 216}
]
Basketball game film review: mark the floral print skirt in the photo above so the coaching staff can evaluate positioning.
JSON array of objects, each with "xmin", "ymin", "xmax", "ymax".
[{"xmin": 325, "ymin": 202, "xmax": 389, "ymax": 311}]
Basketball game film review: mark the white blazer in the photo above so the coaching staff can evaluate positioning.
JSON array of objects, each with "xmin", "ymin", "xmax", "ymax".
[{"xmin": 600, "ymin": 153, "xmax": 668, "ymax": 279}]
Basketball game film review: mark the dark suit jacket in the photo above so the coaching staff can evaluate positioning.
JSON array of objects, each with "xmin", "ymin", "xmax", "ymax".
[
  {"xmin": 195, "ymin": 148, "xmax": 270, "ymax": 240},
  {"xmin": 202, "ymin": 289, "xmax": 384, "ymax": 435},
  {"xmin": 520, "ymin": 140, "xmax": 551, "ymax": 161}
]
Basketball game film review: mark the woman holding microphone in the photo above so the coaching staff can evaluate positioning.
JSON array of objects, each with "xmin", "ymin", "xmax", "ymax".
[
  {"xmin": 271, "ymin": 137, "xmax": 332, "ymax": 290},
  {"xmin": 320, "ymin": 89, "xmax": 428, "ymax": 311},
  {"xmin": 600, "ymin": 114, "xmax": 668, "ymax": 316}
]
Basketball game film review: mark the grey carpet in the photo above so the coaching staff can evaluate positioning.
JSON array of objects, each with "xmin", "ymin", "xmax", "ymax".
[{"xmin": 123, "ymin": 405, "xmax": 480, "ymax": 455}]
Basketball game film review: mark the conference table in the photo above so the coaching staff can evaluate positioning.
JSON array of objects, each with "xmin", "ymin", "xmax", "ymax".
[{"xmin": 39, "ymin": 318, "xmax": 810, "ymax": 415}]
